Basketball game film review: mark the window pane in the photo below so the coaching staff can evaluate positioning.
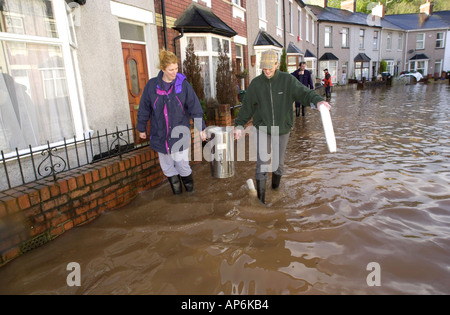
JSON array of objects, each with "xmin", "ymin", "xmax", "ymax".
[
  {"xmin": 235, "ymin": 45, "xmax": 242, "ymax": 58},
  {"xmin": 212, "ymin": 37, "xmax": 221, "ymax": 52},
  {"xmin": 341, "ymin": 28, "xmax": 348, "ymax": 47},
  {"xmin": 416, "ymin": 33, "xmax": 424, "ymax": 49},
  {"xmin": 222, "ymin": 39, "xmax": 229, "ymax": 53},
  {"xmin": 0, "ymin": 0, "xmax": 58, "ymax": 38},
  {"xmin": 212, "ymin": 55, "xmax": 219, "ymax": 94},
  {"xmin": 0, "ymin": 41, "xmax": 74, "ymax": 153},
  {"xmin": 198, "ymin": 56, "xmax": 210, "ymax": 99},
  {"xmin": 188, "ymin": 36, "xmax": 207, "ymax": 52},
  {"xmin": 119, "ymin": 22, "xmax": 145, "ymax": 42},
  {"xmin": 128, "ymin": 59, "xmax": 140, "ymax": 95},
  {"xmin": 325, "ymin": 26, "xmax": 331, "ymax": 47}
]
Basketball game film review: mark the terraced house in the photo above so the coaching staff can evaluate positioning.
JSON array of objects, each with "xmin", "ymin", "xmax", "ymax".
[
  {"xmin": 309, "ymin": 0, "xmax": 450, "ymax": 82},
  {"xmin": 383, "ymin": 1, "xmax": 450, "ymax": 78}
]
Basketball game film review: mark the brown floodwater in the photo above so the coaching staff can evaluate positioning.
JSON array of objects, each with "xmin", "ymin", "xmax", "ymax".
[{"xmin": 0, "ymin": 82, "xmax": 449, "ymax": 295}]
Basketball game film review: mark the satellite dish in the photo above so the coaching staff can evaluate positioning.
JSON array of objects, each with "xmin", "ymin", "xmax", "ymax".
[{"xmin": 408, "ymin": 49, "xmax": 414, "ymax": 54}]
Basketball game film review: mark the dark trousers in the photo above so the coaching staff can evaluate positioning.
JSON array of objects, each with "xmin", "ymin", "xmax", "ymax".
[
  {"xmin": 295, "ymin": 102, "xmax": 305, "ymax": 116},
  {"xmin": 325, "ymin": 86, "xmax": 331, "ymax": 99}
]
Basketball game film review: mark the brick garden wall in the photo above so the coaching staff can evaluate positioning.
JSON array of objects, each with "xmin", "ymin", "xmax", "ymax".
[
  {"xmin": 0, "ymin": 147, "xmax": 165, "ymax": 266},
  {"xmin": 0, "ymin": 105, "xmax": 235, "ymax": 267}
]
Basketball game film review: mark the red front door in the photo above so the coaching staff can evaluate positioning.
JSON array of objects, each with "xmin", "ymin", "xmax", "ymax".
[{"xmin": 122, "ymin": 42, "xmax": 149, "ymax": 144}]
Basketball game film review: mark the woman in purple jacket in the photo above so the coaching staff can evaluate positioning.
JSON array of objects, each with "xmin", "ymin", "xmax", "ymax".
[
  {"xmin": 291, "ymin": 61, "xmax": 314, "ymax": 116},
  {"xmin": 137, "ymin": 50, "xmax": 206, "ymax": 195}
]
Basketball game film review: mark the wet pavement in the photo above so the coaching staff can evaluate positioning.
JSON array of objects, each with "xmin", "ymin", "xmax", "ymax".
[{"xmin": 0, "ymin": 82, "xmax": 449, "ymax": 295}]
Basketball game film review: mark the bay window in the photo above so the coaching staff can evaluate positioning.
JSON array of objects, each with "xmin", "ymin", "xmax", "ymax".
[
  {"xmin": 0, "ymin": 0, "xmax": 82, "ymax": 154},
  {"xmin": 320, "ymin": 60, "xmax": 337, "ymax": 84},
  {"xmin": 181, "ymin": 34, "xmax": 232, "ymax": 100}
]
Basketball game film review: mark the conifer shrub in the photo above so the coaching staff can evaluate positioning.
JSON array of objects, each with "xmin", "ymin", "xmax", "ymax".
[{"xmin": 183, "ymin": 38, "xmax": 205, "ymax": 101}]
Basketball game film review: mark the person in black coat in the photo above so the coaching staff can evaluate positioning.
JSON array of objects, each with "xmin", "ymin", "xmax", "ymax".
[{"xmin": 291, "ymin": 61, "xmax": 314, "ymax": 116}]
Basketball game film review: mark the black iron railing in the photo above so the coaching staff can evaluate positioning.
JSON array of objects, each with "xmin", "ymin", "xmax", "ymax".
[{"xmin": 1, "ymin": 125, "xmax": 147, "ymax": 192}]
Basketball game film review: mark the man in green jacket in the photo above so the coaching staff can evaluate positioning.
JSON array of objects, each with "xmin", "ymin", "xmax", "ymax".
[{"xmin": 234, "ymin": 50, "xmax": 331, "ymax": 204}]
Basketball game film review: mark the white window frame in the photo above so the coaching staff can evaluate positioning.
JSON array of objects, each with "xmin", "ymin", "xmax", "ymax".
[
  {"xmin": 305, "ymin": 57, "xmax": 316, "ymax": 81},
  {"xmin": 258, "ymin": 0, "xmax": 267, "ymax": 30},
  {"xmin": 434, "ymin": 59, "xmax": 442, "ymax": 74},
  {"xmin": 276, "ymin": 0, "xmax": 282, "ymax": 30},
  {"xmin": 397, "ymin": 32, "xmax": 403, "ymax": 51},
  {"xmin": 341, "ymin": 27, "xmax": 349, "ymax": 48},
  {"xmin": 289, "ymin": 1, "xmax": 293, "ymax": 35},
  {"xmin": 306, "ymin": 14, "xmax": 309, "ymax": 42},
  {"xmin": 324, "ymin": 26, "xmax": 332, "ymax": 47},
  {"xmin": 409, "ymin": 59, "xmax": 428, "ymax": 75},
  {"xmin": 386, "ymin": 60, "xmax": 394, "ymax": 75},
  {"xmin": 359, "ymin": 29, "xmax": 365, "ymax": 49},
  {"xmin": 416, "ymin": 33, "xmax": 425, "ymax": 49},
  {"xmin": 436, "ymin": 32, "xmax": 444, "ymax": 48},
  {"xmin": 373, "ymin": 31, "xmax": 379, "ymax": 50},
  {"xmin": 386, "ymin": 32, "xmax": 392, "ymax": 50},
  {"xmin": 298, "ymin": 7, "xmax": 302, "ymax": 40},
  {"xmin": 258, "ymin": 0, "xmax": 266, "ymax": 20}
]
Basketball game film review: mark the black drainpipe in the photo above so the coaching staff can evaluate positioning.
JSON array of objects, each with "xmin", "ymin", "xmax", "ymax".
[
  {"xmin": 174, "ymin": 28, "xmax": 184, "ymax": 57},
  {"xmin": 282, "ymin": 0, "xmax": 286, "ymax": 48},
  {"xmin": 317, "ymin": 21, "xmax": 320, "ymax": 79},
  {"xmin": 161, "ymin": 0, "xmax": 168, "ymax": 50}
]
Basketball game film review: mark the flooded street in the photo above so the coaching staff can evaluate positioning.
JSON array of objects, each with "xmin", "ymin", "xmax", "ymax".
[{"xmin": 0, "ymin": 82, "xmax": 449, "ymax": 295}]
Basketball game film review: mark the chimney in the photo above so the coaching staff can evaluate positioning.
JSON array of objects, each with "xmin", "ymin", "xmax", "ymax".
[
  {"xmin": 309, "ymin": 0, "xmax": 328, "ymax": 8},
  {"xmin": 420, "ymin": 0, "xmax": 433, "ymax": 15},
  {"xmin": 341, "ymin": 0, "xmax": 356, "ymax": 13},
  {"xmin": 371, "ymin": 2, "xmax": 385, "ymax": 18}
]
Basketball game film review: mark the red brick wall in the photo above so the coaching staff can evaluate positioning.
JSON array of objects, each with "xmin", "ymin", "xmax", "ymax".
[
  {"xmin": 155, "ymin": 0, "xmax": 248, "ymax": 87},
  {"xmin": 0, "ymin": 147, "xmax": 165, "ymax": 266}
]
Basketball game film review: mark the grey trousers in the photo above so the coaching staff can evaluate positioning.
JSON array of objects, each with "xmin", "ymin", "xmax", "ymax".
[
  {"xmin": 158, "ymin": 149, "xmax": 192, "ymax": 177},
  {"xmin": 255, "ymin": 129, "xmax": 290, "ymax": 180}
]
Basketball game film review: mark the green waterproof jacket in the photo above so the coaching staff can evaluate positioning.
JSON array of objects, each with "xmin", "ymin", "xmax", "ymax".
[{"xmin": 235, "ymin": 70, "xmax": 324, "ymax": 135}]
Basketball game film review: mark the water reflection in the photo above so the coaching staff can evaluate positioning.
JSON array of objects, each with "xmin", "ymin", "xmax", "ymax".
[{"xmin": 0, "ymin": 83, "xmax": 449, "ymax": 295}]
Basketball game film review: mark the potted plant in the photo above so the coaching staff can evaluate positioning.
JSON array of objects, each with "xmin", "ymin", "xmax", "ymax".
[{"xmin": 235, "ymin": 68, "xmax": 248, "ymax": 80}]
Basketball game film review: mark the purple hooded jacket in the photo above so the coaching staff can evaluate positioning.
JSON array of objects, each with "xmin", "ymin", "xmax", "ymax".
[{"xmin": 136, "ymin": 71, "xmax": 205, "ymax": 154}]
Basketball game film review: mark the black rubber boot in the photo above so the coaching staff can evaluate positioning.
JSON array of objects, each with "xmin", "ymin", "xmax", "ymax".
[
  {"xmin": 168, "ymin": 175, "xmax": 182, "ymax": 195},
  {"xmin": 295, "ymin": 107, "xmax": 300, "ymax": 117},
  {"xmin": 256, "ymin": 179, "xmax": 266, "ymax": 204},
  {"xmin": 272, "ymin": 174, "xmax": 281, "ymax": 189},
  {"xmin": 181, "ymin": 174, "xmax": 194, "ymax": 192}
]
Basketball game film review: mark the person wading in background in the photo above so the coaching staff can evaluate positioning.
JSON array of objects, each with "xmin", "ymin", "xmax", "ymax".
[
  {"xmin": 137, "ymin": 50, "xmax": 206, "ymax": 195},
  {"xmin": 291, "ymin": 61, "xmax": 314, "ymax": 117},
  {"xmin": 234, "ymin": 50, "xmax": 331, "ymax": 204},
  {"xmin": 322, "ymin": 68, "xmax": 332, "ymax": 100}
]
